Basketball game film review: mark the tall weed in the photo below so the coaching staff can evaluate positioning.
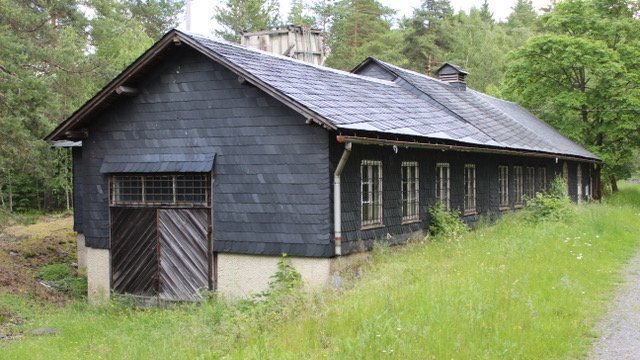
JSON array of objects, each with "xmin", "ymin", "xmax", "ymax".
[
  {"xmin": 525, "ymin": 176, "xmax": 573, "ymax": 223},
  {"xmin": 428, "ymin": 204, "xmax": 468, "ymax": 241}
]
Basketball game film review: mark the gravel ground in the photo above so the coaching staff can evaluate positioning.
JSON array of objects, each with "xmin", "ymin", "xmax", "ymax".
[{"xmin": 589, "ymin": 250, "xmax": 640, "ymax": 359}]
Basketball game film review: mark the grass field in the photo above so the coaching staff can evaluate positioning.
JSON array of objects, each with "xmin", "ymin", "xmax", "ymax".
[{"xmin": 1, "ymin": 185, "xmax": 640, "ymax": 359}]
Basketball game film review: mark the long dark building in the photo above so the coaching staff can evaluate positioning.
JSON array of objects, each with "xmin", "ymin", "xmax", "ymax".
[{"xmin": 46, "ymin": 29, "xmax": 601, "ymax": 302}]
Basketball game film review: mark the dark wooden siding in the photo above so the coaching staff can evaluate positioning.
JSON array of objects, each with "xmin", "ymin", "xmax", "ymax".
[
  {"xmin": 78, "ymin": 47, "xmax": 331, "ymax": 257},
  {"xmin": 331, "ymin": 141, "xmax": 592, "ymax": 255}
]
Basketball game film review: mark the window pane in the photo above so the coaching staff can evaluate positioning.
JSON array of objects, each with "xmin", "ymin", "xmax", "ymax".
[{"xmin": 176, "ymin": 174, "xmax": 208, "ymax": 204}]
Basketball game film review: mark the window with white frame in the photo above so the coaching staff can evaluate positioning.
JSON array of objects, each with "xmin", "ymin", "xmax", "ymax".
[
  {"xmin": 361, "ymin": 160, "xmax": 383, "ymax": 226},
  {"xmin": 537, "ymin": 167, "xmax": 546, "ymax": 192},
  {"xmin": 110, "ymin": 174, "xmax": 209, "ymax": 207},
  {"xmin": 498, "ymin": 165, "xmax": 509, "ymax": 208},
  {"xmin": 401, "ymin": 161, "xmax": 419, "ymax": 222},
  {"xmin": 464, "ymin": 164, "xmax": 476, "ymax": 214},
  {"xmin": 525, "ymin": 167, "xmax": 535, "ymax": 199},
  {"xmin": 435, "ymin": 163, "xmax": 450, "ymax": 210},
  {"xmin": 514, "ymin": 166, "xmax": 523, "ymax": 205},
  {"xmin": 562, "ymin": 162, "xmax": 569, "ymax": 196},
  {"xmin": 577, "ymin": 164, "xmax": 583, "ymax": 203}
]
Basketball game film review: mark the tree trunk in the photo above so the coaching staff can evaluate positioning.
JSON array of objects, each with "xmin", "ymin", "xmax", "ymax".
[
  {"xmin": 66, "ymin": 186, "xmax": 70, "ymax": 211},
  {"xmin": 610, "ymin": 174, "xmax": 618, "ymax": 193}
]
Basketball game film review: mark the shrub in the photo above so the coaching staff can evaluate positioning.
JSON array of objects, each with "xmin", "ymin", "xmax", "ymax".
[
  {"xmin": 38, "ymin": 263, "xmax": 87, "ymax": 298},
  {"xmin": 255, "ymin": 254, "xmax": 302, "ymax": 299},
  {"xmin": 525, "ymin": 176, "xmax": 573, "ymax": 223},
  {"xmin": 38, "ymin": 263, "xmax": 71, "ymax": 281},
  {"xmin": 428, "ymin": 204, "xmax": 468, "ymax": 241}
]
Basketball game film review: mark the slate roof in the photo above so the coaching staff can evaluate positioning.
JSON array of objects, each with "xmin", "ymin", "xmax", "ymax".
[
  {"xmin": 182, "ymin": 32, "xmax": 597, "ymax": 161},
  {"xmin": 47, "ymin": 29, "xmax": 598, "ymax": 161}
]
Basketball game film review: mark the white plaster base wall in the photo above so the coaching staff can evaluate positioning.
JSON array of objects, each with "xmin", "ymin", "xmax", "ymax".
[
  {"xmin": 76, "ymin": 233, "xmax": 87, "ymax": 269},
  {"xmin": 216, "ymin": 254, "xmax": 332, "ymax": 298},
  {"xmin": 86, "ymin": 247, "xmax": 110, "ymax": 305}
]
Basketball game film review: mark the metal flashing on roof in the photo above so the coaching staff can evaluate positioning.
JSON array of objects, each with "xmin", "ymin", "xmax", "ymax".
[
  {"xmin": 52, "ymin": 140, "xmax": 82, "ymax": 147},
  {"xmin": 100, "ymin": 153, "xmax": 216, "ymax": 174}
]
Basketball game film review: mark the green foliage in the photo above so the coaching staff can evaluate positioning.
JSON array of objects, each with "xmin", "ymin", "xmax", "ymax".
[
  {"xmin": 287, "ymin": 0, "xmax": 316, "ymax": 26},
  {"xmin": 428, "ymin": 203, "xmax": 468, "ymax": 240},
  {"xmin": 501, "ymin": 0, "xmax": 640, "ymax": 190},
  {"xmin": 525, "ymin": 176, "xmax": 573, "ymax": 223},
  {"xmin": 400, "ymin": 1, "xmax": 530, "ymax": 91},
  {"xmin": 38, "ymin": 264, "xmax": 72, "ymax": 282},
  {"xmin": 215, "ymin": 0, "xmax": 280, "ymax": 42},
  {"xmin": 324, "ymin": 0, "xmax": 400, "ymax": 70},
  {"xmin": 0, "ymin": 0, "xmax": 183, "ymax": 214},
  {"xmin": 38, "ymin": 263, "xmax": 87, "ymax": 298},
  {"xmin": 253, "ymin": 254, "xmax": 302, "ymax": 301},
  {"xmin": 402, "ymin": 0, "xmax": 453, "ymax": 74}
]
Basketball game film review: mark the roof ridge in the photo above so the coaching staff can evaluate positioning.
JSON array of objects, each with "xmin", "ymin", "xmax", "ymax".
[{"xmin": 182, "ymin": 30, "xmax": 399, "ymax": 87}]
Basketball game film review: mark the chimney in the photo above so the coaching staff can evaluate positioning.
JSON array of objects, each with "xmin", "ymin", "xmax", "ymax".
[
  {"xmin": 241, "ymin": 25, "xmax": 326, "ymax": 66},
  {"xmin": 435, "ymin": 63, "xmax": 469, "ymax": 90}
]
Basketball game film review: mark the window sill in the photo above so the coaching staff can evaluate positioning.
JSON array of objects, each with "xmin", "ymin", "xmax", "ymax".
[
  {"xmin": 401, "ymin": 219, "xmax": 421, "ymax": 225},
  {"xmin": 361, "ymin": 223, "xmax": 385, "ymax": 230},
  {"xmin": 514, "ymin": 204, "xmax": 524, "ymax": 209},
  {"xmin": 463, "ymin": 211, "xmax": 477, "ymax": 216},
  {"xmin": 499, "ymin": 206, "xmax": 511, "ymax": 211}
]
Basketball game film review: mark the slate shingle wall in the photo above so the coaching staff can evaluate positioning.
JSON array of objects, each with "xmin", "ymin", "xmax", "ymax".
[
  {"xmin": 331, "ymin": 141, "xmax": 593, "ymax": 255},
  {"xmin": 79, "ymin": 48, "xmax": 331, "ymax": 256},
  {"xmin": 72, "ymin": 147, "xmax": 83, "ymax": 233}
]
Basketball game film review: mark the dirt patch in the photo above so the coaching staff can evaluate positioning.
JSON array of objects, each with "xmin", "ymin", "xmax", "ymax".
[{"xmin": 0, "ymin": 215, "xmax": 76, "ymax": 305}]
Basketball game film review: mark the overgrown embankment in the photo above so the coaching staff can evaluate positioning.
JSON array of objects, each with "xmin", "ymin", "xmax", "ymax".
[{"xmin": 1, "ymin": 186, "xmax": 640, "ymax": 359}]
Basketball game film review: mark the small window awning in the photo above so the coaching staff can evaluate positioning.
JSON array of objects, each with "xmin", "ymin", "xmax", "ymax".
[{"xmin": 100, "ymin": 153, "xmax": 216, "ymax": 173}]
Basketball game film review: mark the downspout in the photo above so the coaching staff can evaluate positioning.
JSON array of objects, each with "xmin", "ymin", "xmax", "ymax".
[{"xmin": 334, "ymin": 142, "xmax": 352, "ymax": 256}]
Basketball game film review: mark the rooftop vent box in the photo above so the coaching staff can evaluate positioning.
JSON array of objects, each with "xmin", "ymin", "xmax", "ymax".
[{"xmin": 436, "ymin": 63, "xmax": 469, "ymax": 90}]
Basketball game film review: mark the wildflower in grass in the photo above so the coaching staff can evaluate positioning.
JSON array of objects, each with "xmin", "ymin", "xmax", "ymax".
[{"xmin": 577, "ymin": 254, "xmax": 583, "ymax": 260}]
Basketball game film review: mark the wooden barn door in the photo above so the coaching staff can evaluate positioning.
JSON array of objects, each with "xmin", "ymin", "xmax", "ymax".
[
  {"xmin": 111, "ymin": 208, "xmax": 159, "ymax": 296},
  {"xmin": 111, "ymin": 208, "xmax": 210, "ymax": 301},
  {"xmin": 157, "ymin": 209, "xmax": 209, "ymax": 301}
]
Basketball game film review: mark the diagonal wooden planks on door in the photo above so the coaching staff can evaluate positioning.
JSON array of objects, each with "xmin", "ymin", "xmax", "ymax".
[
  {"xmin": 158, "ymin": 209, "xmax": 209, "ymax": 301},
  {"xmin": 111, "ymin": 208, "xmax": 159, "ymax": 296}
]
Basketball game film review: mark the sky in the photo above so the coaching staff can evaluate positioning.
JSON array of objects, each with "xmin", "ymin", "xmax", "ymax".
[{"xmin": 180, "ymin": 0, "xmax": 553, "ymax": 35}]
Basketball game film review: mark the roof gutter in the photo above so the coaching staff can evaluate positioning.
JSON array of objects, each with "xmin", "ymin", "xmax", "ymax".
[
  {"xmin": 336, "ymin": 135, "xmax": 601, "ymax": 164},
  {"xmin": 333, "ymin": 142, "xmax": 352, "ymax": 256}
]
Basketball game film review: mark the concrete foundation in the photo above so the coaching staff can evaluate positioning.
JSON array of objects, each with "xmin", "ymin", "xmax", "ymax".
[
  {"xmin": 216, "ymin": 253, "xmax": 332, "ymax": 298},
  {"xmin": 86, "ymin": 247, "xmax": 110, "ymax": 305},
  {"xmin": 76, "ymin": 233, "xmax": 87, "ymax": 269}
]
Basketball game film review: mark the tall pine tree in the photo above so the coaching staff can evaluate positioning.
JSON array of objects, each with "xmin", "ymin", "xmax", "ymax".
[
  {"xmin": 402, "ymin": 0, "xmax": 453, "ymax": 75},
  {"xmin": 325, "ymin": 0, "xmax": 398, "ymax": 70},
  {"xmin": 215, "ymin": 0, "xmax": 280, "ymax": 42}
]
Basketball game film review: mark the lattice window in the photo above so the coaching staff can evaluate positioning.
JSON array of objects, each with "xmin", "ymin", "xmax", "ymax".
[
  {"xmin": 464, "ymin": 164, "xmax": 476, "ymax": 214},
  {"xmin": 514, "ymin": 166, "xmax": 523, "ymax": 205},
  {"xmin": 499, "ymin": 165, "xmax": 509, "ymax": 208},
  {"xmin": 361, "ymin": 160, "xmax": 383, "ymax": 227},
  {"xmin": 110, "ymin": 174, "xmax": 209, "ymax": 207},
  {"xmin": 525, "ymin": 167, "xmax": 535, "ymax": 199},
  {"xmin": 537, "ymin": 167, "xmax": 546, "ymax": 192},
  {"xmin": 401, "ymin": 161, "xmax": 419, "ymax": 222},
  {"xmin": 435, "ymin": 163, "xmax": 450, "ymax": 211}
]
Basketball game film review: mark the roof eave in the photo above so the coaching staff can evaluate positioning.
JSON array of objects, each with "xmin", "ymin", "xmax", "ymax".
[
  {"xmin": 336, "ymin": 134, "xmax": 602, "ymax": 164},
  {"xmin": 46, "ymin": 30, "xmax": 183, "ymax": 141}
]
